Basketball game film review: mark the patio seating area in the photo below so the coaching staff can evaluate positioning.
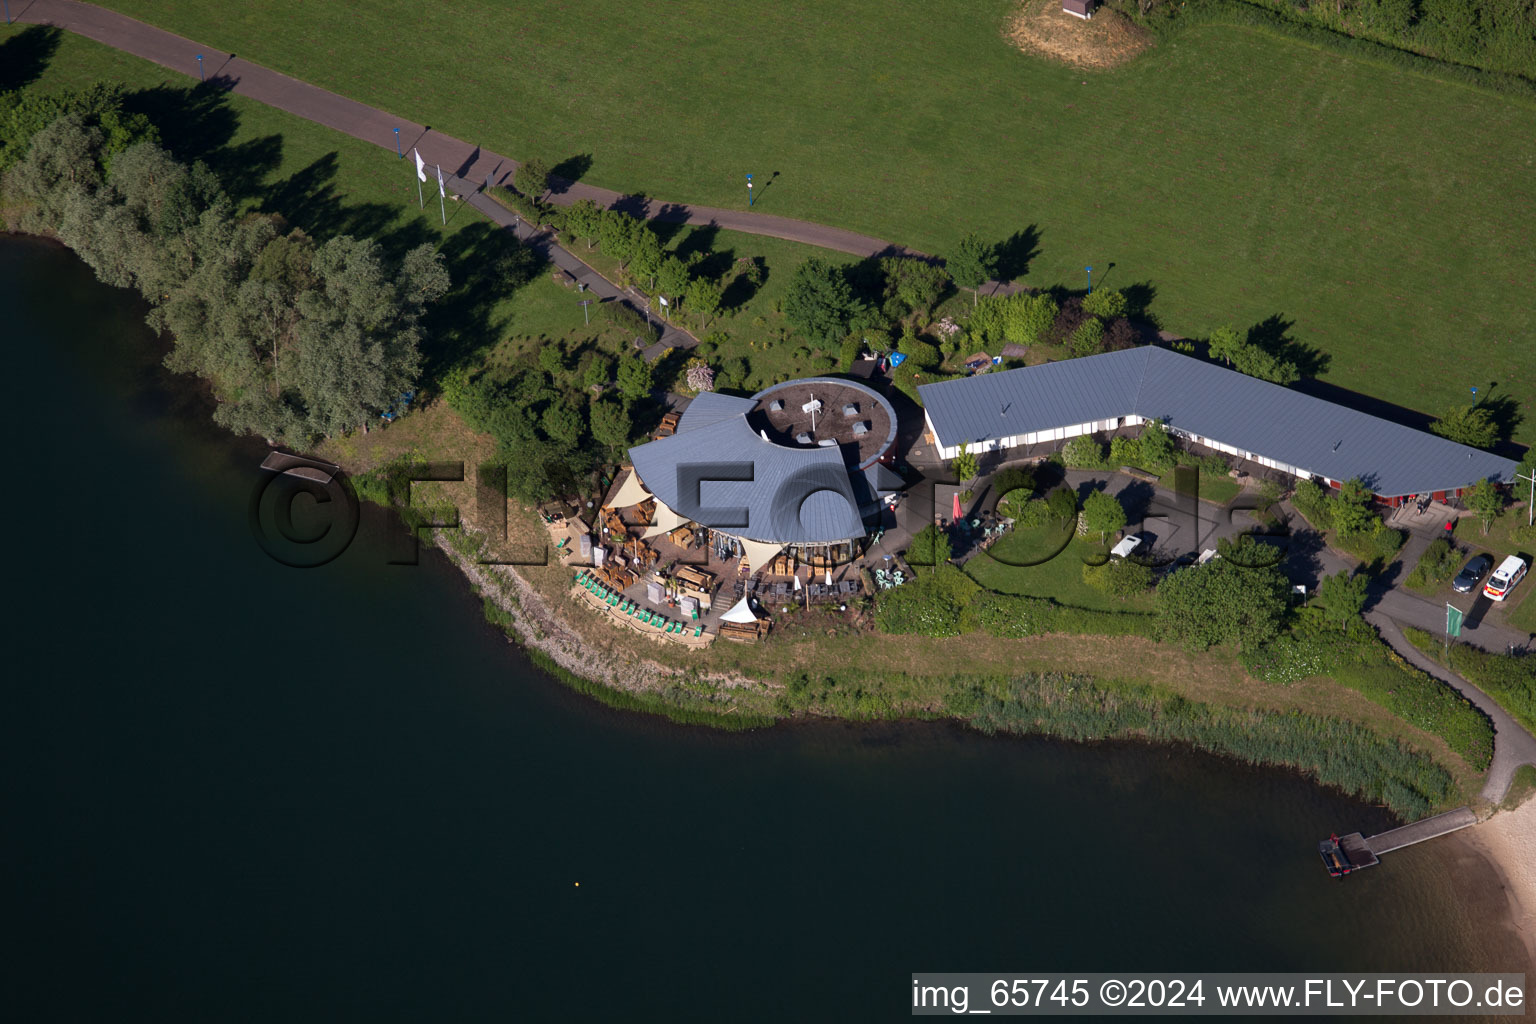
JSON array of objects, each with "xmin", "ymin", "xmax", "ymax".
[{"xmin": 571, "ymin": 570, "xmax": 714, "ymax": 648}]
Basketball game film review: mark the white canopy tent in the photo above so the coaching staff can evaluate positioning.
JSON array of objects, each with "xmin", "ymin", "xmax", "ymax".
[{"xmin": 719, "ymin": 597, "xmax": 759, "ymax": 624}]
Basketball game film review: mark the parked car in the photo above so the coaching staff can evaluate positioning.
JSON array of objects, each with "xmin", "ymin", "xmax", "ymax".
[
  {"xmin": 1483, "ymin": 555, "xmax": 1529, "ymax": 601},
  {"xmin": 1451, "ymin": 554, "xmax": 1493, "ymax": 594},
  {"xmin": 1110, "ymin": 533, "xmax": 1148, "ymax": 559}
]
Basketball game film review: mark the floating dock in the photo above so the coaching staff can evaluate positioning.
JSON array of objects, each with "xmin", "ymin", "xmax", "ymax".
[{"xmin": 1325, "ymin": 806, "xmax": 1477, "ymax": 875}]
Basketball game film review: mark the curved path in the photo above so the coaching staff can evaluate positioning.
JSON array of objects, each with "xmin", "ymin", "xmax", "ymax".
[
  {"xmin": 13, "ymin": 0, "xmax": 921, "ymax": 261},
  {"xmin": 1371, "ymin": 616, "xmax": 1536, "ymax": 805}
]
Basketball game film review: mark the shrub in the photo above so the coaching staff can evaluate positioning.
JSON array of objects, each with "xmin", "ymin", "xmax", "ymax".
[
  {"xmin": 996, "ymin": 487, "xmax": 1034, "ymax": 523},
  {"xmin": 1404, "ymin": 538, "xmax": 1461, "ymax": 592},
  {"xmin": 1061, "ymin": 434, "xmax": 1107, "ymax": 469},
  {"xmin": 1046, "ymin": 486, "xmax": 1078, "ymax": 523},
  {"xmin": 991, "ymin": 465, "xmax": 1036, "ymax": 499},
  {"xmin": 1291, "ymin": 479, "xmax": 1334, "ymax": 529},
  {"xmin": 1108, "ymin": 435, "xmax": 1142, "ymax": 468},
  {"xmin": 1017, "ymin": 498, "xmax": 1058, "ymax": 528},
  {"xmin": 897, "ymin": 333, "xmax": 942, "ymax": 370},
  {"xmin": 906, "ymin": 523, "xmax": 953, "ymax": 566},
  {"xmin": 1082, "ymin": 557, "xmax": 1154, "ymax": 597},
  {"xmin": 973, "ymin": 592, "xmax": 1051, "ymax": 638},
  {"xmin": 874, "ymin": 565, "xmax": 979, "ymax": 636},
  {"xmin": 1403, "ymin": 628, "xmax": 1536, "ymax": 735},
  {"xmin": 1069, "ymin": 317, "xmax": 1105, "ymax": 358},
  {"xmin": 1335, "ymin": 521, "xmax": 1405, "ymax": 568}
]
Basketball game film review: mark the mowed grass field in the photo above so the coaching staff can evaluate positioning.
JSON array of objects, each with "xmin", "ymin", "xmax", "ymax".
[{"xmin": 82, "ymin": 0, "xmax": 1536, "ymax": 443}]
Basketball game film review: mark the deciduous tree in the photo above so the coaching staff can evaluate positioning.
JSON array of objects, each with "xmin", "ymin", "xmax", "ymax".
[
  {"xmin": 1156, "ymin": 559, "xmax": 1289, "ymax": 651},
  {"xmin": 945, "ymin": 233, "xmax": 996, "ymax": 307},
  {"xmin": 1464, "ymin": 478, "xmax": 1504, "ymax": 534},
  {"xmin": 515, "ymin": 158, "xmax": 549, "ymax": 201},
  {"xmin": 1430, "ymin": 404, "xmax": 1500, "ymax": 450},
  {"xmin": 1317, "ymin": 570, "xmax": 1369, "ymax": 631},
  {"xmin": 783, "ymin": 257, "xmax": 855, "ymax": 345},
  {"xmin": 1082, "ymin": 490, "xmax": 1127, "ymax": 542}
]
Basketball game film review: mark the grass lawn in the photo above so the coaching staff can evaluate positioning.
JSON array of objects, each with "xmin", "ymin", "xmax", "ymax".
[
  {"xmin": 68, "ymin": 1, "xmax": 1536, "ymax": 444},
  {"xmin": 964, "ymin": 530, "xmax": 1157, "ymax": 613}
]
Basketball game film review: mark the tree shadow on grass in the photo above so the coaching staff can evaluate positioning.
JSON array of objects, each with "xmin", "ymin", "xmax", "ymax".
[
  {"xmin": 648, "ymin": 202, "xmax": 691, "ymax": 246},
  {"xmin": 547, "ymin": 153, "xmax": 593, "ymax": 195},
  {"xmin": 1247, "ymin": 313, "xmax": 1329, "ymax": 378},
  {"xmin": 671, "ymin": 221, "xmax": 720, "ymax": 265},
  {"xmin": 419, "ymin": 221, "xmax": 543, "ymax": 379},
  {"xmin": 721, "ymin": 256, "xmax": 766, "ymax": 312},
  {"xmin": 0, "ymin": 24, "xmax": 61, "ymax": 92},
  {"xmin": 262, "ymin": 152, "xmax": 400, "ymax": 246},
  {"xmin": 124, "ymin": 82, "xmax": 242, "ymax": 169},
  {"xmin": 993, "ymin": 225, "xmax": 1041, "ymax": 282}
]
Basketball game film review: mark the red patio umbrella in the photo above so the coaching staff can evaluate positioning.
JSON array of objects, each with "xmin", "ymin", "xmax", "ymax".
[{"xmin": 952, "ymin": 492, "xmax": 963, "ymax": 521}]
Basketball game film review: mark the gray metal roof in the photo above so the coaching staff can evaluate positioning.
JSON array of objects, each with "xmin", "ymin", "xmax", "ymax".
[
  {"xmin": 920, "ymin": 346, "xmax": 1518, "ymax": 498},
  {"xmin": 629, "ymin": 414, "xmax": 866, "ymax": 543},
  {"xmin": 673, "ymin": 391, "xmax": 757, "ymax": 434},
  {"xmin": 919, "ymin": 348, "xmax": 1150, "ymax": 445}
]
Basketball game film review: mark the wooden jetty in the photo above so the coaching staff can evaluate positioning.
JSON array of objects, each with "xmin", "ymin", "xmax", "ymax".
[{"xmin": 1326, "ymin": 806, "xmax": 1477, "ymax": 876}]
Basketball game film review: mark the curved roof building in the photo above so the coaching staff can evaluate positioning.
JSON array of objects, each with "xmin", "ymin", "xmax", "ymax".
[{"xmin": 623, "ymin": 378, "xmax": 902, "ymax": 548}]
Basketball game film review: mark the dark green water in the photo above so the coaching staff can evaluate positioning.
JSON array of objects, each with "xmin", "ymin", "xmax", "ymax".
[{"xmin": 6, "ymin": 235, "xmax": 1528, "ymax": 1021}]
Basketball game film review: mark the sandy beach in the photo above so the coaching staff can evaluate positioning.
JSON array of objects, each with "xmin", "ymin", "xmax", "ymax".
[{"xmin": 1465, "ymin": 799, "xmax": 1536, "ymax": 963}]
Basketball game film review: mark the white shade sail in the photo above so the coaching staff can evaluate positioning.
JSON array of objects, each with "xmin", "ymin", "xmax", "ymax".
[
  {"xmin": 640, "ymin": 498, "xmax": 689, "ymax": 539},
  {"xmin": 606, "ymin": 469, "xmax": 652, "ymax": 510},
  {"xmin": 737, "ymin": 538, "xmax": 784, "ymax": 575}
]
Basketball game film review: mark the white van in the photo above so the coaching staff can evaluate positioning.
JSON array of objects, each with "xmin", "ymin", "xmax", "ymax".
[{"xmin": 1483, "ymin": 555, "xmax": 1528, "ymax": 601}]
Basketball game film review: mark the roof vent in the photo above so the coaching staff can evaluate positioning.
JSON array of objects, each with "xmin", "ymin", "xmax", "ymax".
[{"xmin": 1332, "ymin": 440, "xmax": 1342, "ymax": 452}]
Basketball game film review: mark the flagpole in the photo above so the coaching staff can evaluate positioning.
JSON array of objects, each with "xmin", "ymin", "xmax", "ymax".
[{"xmin": 416, "ymin": 176, "xmax": 423, "ymax": 209}]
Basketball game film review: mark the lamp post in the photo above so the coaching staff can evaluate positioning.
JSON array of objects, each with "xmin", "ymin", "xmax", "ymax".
[
  {"xmin": 394, "ymin": 127, "xmax": 402, "ymax": 159},
  {"xmin": 1519, "ymin": 468, "xmax": 1536, "ymax": 527},
  {"xmin": 746, "ymin": 173, "xmax": 754, "ymax": 208},
  {"xmin": 1085, "ymin": 265, "xmax": 1093, "ymax": 292},
  {"xmin": 4, "ymin": 2, "xmax": 12, "ymax": 26},
  {"xmin": 196, "ymin": 54, "xmax": 205, "ymax": 82}
]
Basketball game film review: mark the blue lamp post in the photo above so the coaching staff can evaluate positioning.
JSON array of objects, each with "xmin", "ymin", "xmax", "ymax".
[
  {"xmin": 4, "ymin": 2, "xmax": 12, "ymax": 25},
  {"xmin": 1085, "ymin": 265, "xmax": 1093, "ymax": 292},
  {"xmin": 394, "ymin": 127, "xmax": 402, "ymax": 159},
  {"xmin": 196, "ymin": 54, "xmax": 205, "ymax": 82},
  {"xmin": 746, "ymin": 173, "xmax": 754, "ymax": 208}
]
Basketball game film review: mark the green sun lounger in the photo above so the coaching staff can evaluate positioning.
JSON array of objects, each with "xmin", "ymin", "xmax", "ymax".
[{"xmin": 693, "ymin": 626, "xmax": 703, "ymax": 637}]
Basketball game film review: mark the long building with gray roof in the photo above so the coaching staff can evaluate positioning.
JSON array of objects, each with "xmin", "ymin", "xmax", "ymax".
[{"xmin": 918, "ymin": 346, "xmax": 1516, "ymax": 502}]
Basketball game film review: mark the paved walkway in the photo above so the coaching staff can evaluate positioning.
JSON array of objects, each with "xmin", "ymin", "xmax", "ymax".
[
  {"xmin": 1371, "ymin": 616, "xmax": 1536, "ymax": 804},
  {"xmin": 15, "ymin": 0, "xmax": 925, "ymax": 261}
]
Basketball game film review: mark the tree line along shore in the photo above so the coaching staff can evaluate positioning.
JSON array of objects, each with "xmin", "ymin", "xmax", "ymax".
[{"xmin": 3, "ymin": 35, "xmax": 1531, "ymax": 823}]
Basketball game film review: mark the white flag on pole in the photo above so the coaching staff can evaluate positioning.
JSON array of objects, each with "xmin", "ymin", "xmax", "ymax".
[
  {"xmin": 412, "ymin": 148, "xmax": 427, "ymax": 183},
  {"xmin": 436, "ymin": 164, "xmax": 446, "ymax": 198}
]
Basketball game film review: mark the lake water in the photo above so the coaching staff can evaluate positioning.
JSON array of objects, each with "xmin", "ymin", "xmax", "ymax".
[{"xmin": 6, "ymin": 235, "xmax": 1528, "ymax": 1020}]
